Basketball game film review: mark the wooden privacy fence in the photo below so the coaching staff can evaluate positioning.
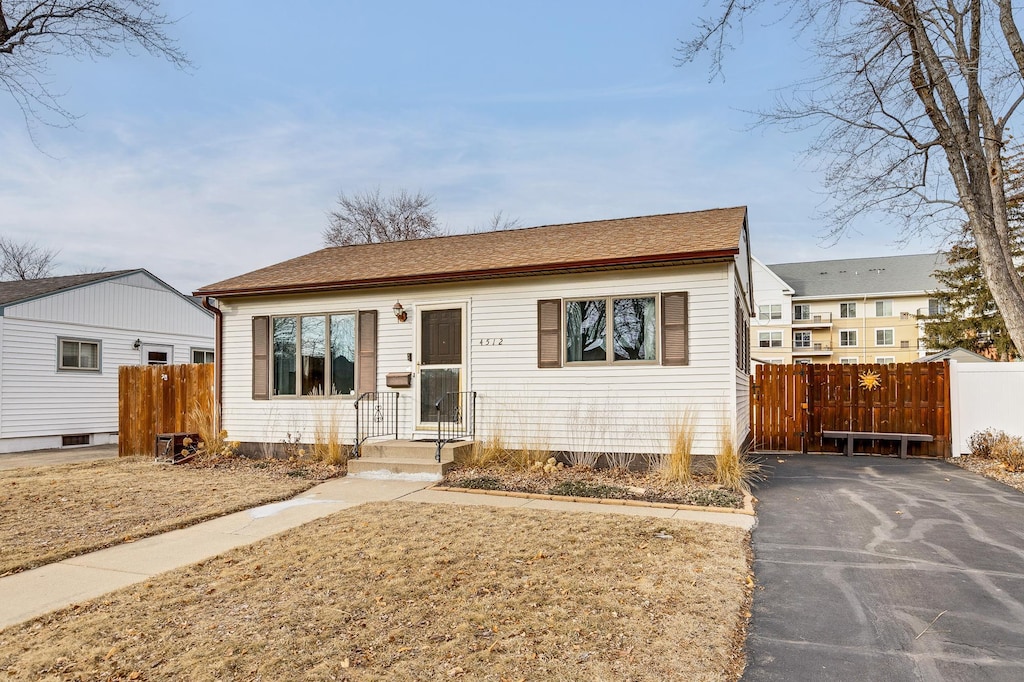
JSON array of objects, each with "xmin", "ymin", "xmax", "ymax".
[
  {"xmin": 751, "ymin": 362, "xmax": 951, "ymax": 458},
  {"xmin": 118, "ymin": 364, "xmax": 214, "ymax": 456}
]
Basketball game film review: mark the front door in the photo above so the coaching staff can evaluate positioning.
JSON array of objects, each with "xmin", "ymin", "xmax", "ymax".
[{"xmin": 417, "ymin": 308, "xmax": 463, "ymax": 428}]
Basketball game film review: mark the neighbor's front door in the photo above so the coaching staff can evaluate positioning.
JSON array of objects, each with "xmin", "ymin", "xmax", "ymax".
[{"xmin": 417, "ymin": 308, "xmax": 463, "ymax": 428}]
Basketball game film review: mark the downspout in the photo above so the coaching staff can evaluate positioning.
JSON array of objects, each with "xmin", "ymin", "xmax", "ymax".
[
  {"xmin": 862, "ymin": 294, "xmax": 868, "ymax": 363},
  {"xmin": 201, "ymin": 296, "xmax": 223, "ymax": 432}
]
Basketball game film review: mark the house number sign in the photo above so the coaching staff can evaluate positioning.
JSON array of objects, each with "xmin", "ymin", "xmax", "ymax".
[{"xmin": 478, "ymin": 338, "xmax": 504, "ymax": 346}]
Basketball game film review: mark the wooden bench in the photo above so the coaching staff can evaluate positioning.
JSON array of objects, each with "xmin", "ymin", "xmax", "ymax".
[{"xmin": 822, "ymin": 430, "xmax": 934, "ymax": 459}]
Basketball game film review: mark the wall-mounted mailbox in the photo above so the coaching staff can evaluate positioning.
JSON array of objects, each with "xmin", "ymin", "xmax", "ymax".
[{"xmin": 385, "ymin": 372, "xmax": 412, "ymax": 388}]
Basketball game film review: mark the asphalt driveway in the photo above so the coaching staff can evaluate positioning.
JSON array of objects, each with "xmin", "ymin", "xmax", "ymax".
[{"xmin": 745, "ymin": 455, "xmax": 1024, "ymax": 681}]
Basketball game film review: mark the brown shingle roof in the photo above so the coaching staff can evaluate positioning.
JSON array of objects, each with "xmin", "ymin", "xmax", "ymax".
[{"xmin": 196, "ymin": 207, "xmax": 748, "ymax": 297}]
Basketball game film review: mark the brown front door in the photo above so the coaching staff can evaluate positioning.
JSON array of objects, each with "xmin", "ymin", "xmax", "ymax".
[{"xmin": 418, "ymin": 308, "xmax": 463, "ymax": 426}]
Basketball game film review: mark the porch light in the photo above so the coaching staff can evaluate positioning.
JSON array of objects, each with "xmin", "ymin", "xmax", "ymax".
[
  {"xmin": 133, "ymin": 338, "xmax": 142, "ymax": 349},
  {"xmin": 393, "ymin": 301, "xmax": 408, "ymax": 322}
]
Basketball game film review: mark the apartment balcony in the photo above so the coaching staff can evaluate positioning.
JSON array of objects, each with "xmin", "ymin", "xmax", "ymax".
[
  {"xmin": 793, "ymin": 342, "xmax": 834, "ymax": 356},
  {"xmin": 792, "ymin": 312, "xmax": 833, "ymax": 329}
]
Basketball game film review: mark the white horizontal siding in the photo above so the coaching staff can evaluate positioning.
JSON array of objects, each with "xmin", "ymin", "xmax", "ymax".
[
  {"xmin": 220, "ymin": 265, "xmax": 739, "ymax": 456},
  {"xmin": 4, "ymin": 272, "xmax": 213, "ymax": 337},
  {"xmin": 0, "ymin": 318, "xmax": 214, "ymax": 439}
]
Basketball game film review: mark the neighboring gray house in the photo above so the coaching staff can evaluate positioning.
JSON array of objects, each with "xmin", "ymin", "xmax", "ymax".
[{"xmin": 0, "ymin": 270, "xmax": 215, "ymax": 454}]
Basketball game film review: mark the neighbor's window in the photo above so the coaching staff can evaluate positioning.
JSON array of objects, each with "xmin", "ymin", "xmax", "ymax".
[
  {"xmin": 875, "ymin": 300, "xmax": 893, "ymax": 317},
  {"xmin": 928, "ymin": 298, "xmax": 947, "ymax": 316},
  {"xmin": 191, "ymin": 348, "xmax": 215, "ymax": 364},
  {"xmin": 840, "ymin": 302, "xmax": 857, "ymax": 318},
  {"xmin": 840, "ymin": 357, "xmax": 858, "ymax": 364},
  {"xmin": 274, "ymin": 313, "xmax": 355, "ymax": 397},
  {"xmin": 793, "ymin": 331, "xmax": 811, "ymax": 349},
  {"xmin": 59, "ymin": 338, "xmax": 100, "ymax": 372},
  {"xmin": 840, "ymin": 330, "xmax": 858, "ymax": 347},
  {"xmin": 759, "ymin": 331, "xmax": 782, "ymax": 348},
  {"xmin": 875, "ymin": 356, "xmax": 896, "ymax": 364},
  {"xmin": 875, "ymin": 328, "xmax": 895, "ymax": 346},
  {"xmin": 793, "ymin": 304, "xmax": 810, "ymax": 321},
  {"xmin": 758, "ymin": 304, "xmax": 782, "ymax": 321},
  {"xmin": 566, "ymin": 296, "xmax": 656, "ymax": 363}
]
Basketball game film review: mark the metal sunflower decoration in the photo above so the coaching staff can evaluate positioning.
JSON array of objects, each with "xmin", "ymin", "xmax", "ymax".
[{"xmin": 858, "ymin": 369, "xmax": 882, "ymax": 390}]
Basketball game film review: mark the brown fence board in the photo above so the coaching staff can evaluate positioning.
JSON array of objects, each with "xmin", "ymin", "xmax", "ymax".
[
  {"xmin": 118, "ymin": 364, "xmax": 214, "ymax": 457},
  {"xmin": 751, "ymin": 362, "xmax": 951, "ymax": 458}
]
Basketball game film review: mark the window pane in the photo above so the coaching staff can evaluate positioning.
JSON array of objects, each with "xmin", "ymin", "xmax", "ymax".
[
  {"xmin": 301, "ymin": 316, "xmax": 326, "ymax": 396},
  {"xmin": 420, "ymin": 368, "xmax": 461, "ymax": 423},
  {"xmin": 876, "ymin": 300, "xmax": 892, "ymax": 316},
  {"xmin": 330, "ymin": 314, "xmax": 356, "ymax": 395},
  {"xmin": 80, "ymin": 342, "xmax": 98, "ymax": 368},
  {"xmin": 566, "ymin": 300, "xmax": 606, "ymax": 362},
  {"xmin": 613, "ymin": 297, "xmax": 655, "ymax": 360},
  {"xmin": 794, "ymin": 304, "xmax": 809, "ymax": 320},
  {"xmin": 273, "ymin": 317, "xmax": 297, "ymax": 396},
  {"xmin": 61, "ymin": 341, "xmax": 79, "ymax": 368}
]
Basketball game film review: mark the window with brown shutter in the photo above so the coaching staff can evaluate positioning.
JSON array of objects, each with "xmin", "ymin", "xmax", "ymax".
[
  {"xmin": 252, "ymin": 316, "xmax": 270, "ymax": 400},
  {"xmin": 661, "ymin": 292, "xmax": 689, "ymax": 366},
  {"xmin": 357, "ymin": 309, "xmax": 377, "ymax": 395},
  {"xmin": 537, "ymin": 299, "xmax": 562, "ymax": 368}
]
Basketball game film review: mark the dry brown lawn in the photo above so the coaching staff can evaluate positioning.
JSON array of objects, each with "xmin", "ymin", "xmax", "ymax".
[
  {"xmin": 0, "ymin": 502, "xmax": 752, "ymax": 682},
  {"xmin": 0, "ymin": 457, "xmax": 337, "ymax": 576}
]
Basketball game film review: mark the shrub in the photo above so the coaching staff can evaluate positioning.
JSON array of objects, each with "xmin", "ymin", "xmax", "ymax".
[
  {"xmin": 991, "ymin": 433, "xmax": 1024, "ymax": 472},
  {"xmin": 968, "ymin": 429, "xmax": 1001, "ymax": 459},
  {"xmin": 187, "ymin": 402, "xmax": 239, "ymax": 462}
]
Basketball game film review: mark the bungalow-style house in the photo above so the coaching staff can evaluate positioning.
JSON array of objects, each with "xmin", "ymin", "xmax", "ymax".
[
  {"xmin": 0, "ymin": 270, "xmax": 215, "ymax": 454},
  {"xmin": 195, "ymin": 207, "xmax": 754, "ymax": 474}
]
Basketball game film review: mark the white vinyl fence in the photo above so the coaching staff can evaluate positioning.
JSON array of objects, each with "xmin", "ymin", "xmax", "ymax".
[{"xmin": 949, "ymin": 360, "xmax": 1024, "ymax": 456}]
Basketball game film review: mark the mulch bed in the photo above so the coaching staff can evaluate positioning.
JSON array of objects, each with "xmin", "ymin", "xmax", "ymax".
[
  {"xmin": 951, "ymin": 455, "xmax": 1024, "ymax": 494},
  {"xmin": 443, "ymin": 465, "xmax": 745, "ymax": 508}
]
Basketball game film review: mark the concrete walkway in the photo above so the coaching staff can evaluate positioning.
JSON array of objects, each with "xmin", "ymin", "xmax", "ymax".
[
  {"xmin": 0, "ymin": 474, "xmax": 753, "ymax": 630},
  {"xmin": 0, "ymin": 444, "xmax": 118, "ymax": 471},
  {"xmin": 745, "ymin": 455, "xmax": 1024, "ymax": 681}
]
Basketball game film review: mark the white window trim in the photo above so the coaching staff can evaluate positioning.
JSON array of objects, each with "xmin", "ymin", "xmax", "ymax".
[
  {"xmin": 839, "ymin": 357, "xmax": 859, "ymax": 364},
  {"xmin": 874, "ymin": 327, "xmax": 895, "ymax": 347},
  {"xmin": 793, "ymin": 331, "xmax": 811, "ymax": 348},
  {"xmin": 758, "ymin": 304, "xmax": 782, "ymax": 321},
  {"xmin": 564, "ymin": 294, "xmax": 660, "ymax": 365},
  {"xmin": 794, "ymin": 304, "xmax": 810, "ymax": 320},
  {"xmin": 58, "ymin": 337, "xmax": 102, "ymax": 373},
  {"xmin": 839, "ymin": 302, "xmax": 857, "ymax": 319},
  {"xmin": 875, "ymin": 356, "xmax": 896, "ymax": 364},
  {"xmin": 839, "ymin": 329, "xmax": 858, "ymax": 347},
  {"xmin": 875, "ymin": 299, "xmax": 894, "ymax": 317}
]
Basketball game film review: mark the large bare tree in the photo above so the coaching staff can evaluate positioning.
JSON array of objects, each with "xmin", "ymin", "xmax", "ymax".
[
  {"xmin": 323, "ymin": 188, "xmax": 444, "ymax": 246},
  {"xmin": 0, "ymin": 1, "xmax": 189, "ymax": 129},
  {"xmin": 681, "ymin": 1, "xmax": 1024, "ymax": 353},
  {"xmin": 0, "ymin": 236, "xmax": 58, "ymax": 279}
]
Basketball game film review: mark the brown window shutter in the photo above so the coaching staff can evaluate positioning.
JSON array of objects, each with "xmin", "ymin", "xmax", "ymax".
[
  {"xmin": 357, "ymin": 310, "xmax": 378, "ymax": 395},
  {"xmin": 661, "ymin": 292, "xmax": 689, "ymax": 366},
  {"xmin": 537, "ymin": 299, "xmax": 562, "ymax": 368},
  {"xmin": 252, "ymin": 316, "xmax": 270, "ymax": 400}
]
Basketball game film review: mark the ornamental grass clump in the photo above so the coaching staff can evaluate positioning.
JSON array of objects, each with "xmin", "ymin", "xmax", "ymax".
[
  {"xmin": 187, "ymin": 402, "xmax": 239, "ymax": 462},
  {"xmin": 714, "ymin": 424, "xmax": 760, "ymax": 494},
  {"xmin": 311, "ymin": 401, "xmax": 347, "ymax": 466},
  {"xmin": 991, "ymin": 432, "xmax": 1024, "ymax": 472},
  {"xmin": 660, "ymin": 408, "xmax": 698, "ymax": 485}
]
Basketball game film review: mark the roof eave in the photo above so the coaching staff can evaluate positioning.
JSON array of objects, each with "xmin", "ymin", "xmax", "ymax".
[{"xmin": 195, "ymin": 249, "xmax": 740, "ymax": 298}]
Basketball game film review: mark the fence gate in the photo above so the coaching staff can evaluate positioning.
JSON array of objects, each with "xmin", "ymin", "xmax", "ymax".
[
  {"xmin": 751, "ymin": 362, "xmax": 951, "ymax": 458},
  {"xmin": 118, "ymin": 364, "xmax": 215, "ymax": 456}
]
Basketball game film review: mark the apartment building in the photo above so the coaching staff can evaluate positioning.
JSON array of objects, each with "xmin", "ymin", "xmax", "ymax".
[{"xmin": 751, "ymin": 253, "xmax": 947, "ymax": 365}]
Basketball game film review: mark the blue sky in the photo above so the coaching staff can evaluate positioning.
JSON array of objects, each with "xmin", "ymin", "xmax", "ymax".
[{"xmin": 0, "ymin": 0, "xmax": 940, "ymax": 294}]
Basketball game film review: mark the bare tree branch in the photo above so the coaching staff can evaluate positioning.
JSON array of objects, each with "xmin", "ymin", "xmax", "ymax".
[
  {"xmin": 0, "ymin": 1, "xmax": 190, "ymax": 134},
  {"xmin": 323, "ymin": 188, "xmax": 444, "ymax": 247},
  {"xmin": 0, "ymin": 236, "xmax": 58, "ymax": 279}
]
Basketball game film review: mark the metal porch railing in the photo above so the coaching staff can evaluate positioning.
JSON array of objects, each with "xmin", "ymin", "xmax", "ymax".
[
  {"xmin": 434, "ymin": 391, "xmax": 476, "ymax": 462},
  {"xmin": 353, "ymin": 391, "xmax": 399, "ymax": 458}
]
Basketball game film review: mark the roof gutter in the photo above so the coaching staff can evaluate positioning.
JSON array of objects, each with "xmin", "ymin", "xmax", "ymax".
[
  {"xmin": 195, "ymin": 249, "xmax": 740, "ymax": 298},
  {"xmin": 201, "ymin": 296, "xmax": 223, "ymax": 432}
]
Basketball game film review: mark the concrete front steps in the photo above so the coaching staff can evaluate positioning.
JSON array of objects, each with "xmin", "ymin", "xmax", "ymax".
[{"xmin": 348, "ymin": 439, "xmax": 475, "ymax": 479}]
